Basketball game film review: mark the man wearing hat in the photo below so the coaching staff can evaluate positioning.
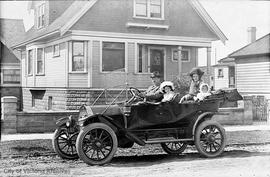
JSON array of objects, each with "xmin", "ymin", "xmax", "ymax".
[{"xmin": 138, "ymin": 71, "xmax": 163, "ymax": 102}]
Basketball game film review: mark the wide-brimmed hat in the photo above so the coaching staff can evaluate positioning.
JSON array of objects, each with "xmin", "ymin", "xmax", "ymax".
[
  {"xmin": 150, "ymin": 71, "xmax": 161, "ymax": 78},
  {"xmin": 189, "ymin": 68, "xmax": 204, "ymax": 77},
  {"xmin": 160, "ymin": 81, "xmax": 175, "ymax": 93}
]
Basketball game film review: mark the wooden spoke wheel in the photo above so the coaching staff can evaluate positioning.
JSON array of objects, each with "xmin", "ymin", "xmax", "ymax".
[
  {"xmin": 52, "ymin": 127, "xmax": 79, "ymax": 159},
  {"xmin": 76, "ymin": 123, "xmax": 118, "ymax": 165},
  {"xmin": 195, "ymin": 120, "xmax": 226, "ymax": 157},
  {"xmin": 161, "ymin": 142, "xmax": 187, "ymax": 154}
]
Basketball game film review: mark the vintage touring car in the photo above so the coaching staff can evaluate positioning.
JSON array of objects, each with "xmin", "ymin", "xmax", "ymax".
[{"xmin": 52, "ymin": 86, "xmax": 242, "ymax": 165}]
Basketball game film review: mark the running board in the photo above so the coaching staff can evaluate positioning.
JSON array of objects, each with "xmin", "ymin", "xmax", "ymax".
[{"xmin": 145, "ymin": 138, "xmax": 193, "ymax": 144}]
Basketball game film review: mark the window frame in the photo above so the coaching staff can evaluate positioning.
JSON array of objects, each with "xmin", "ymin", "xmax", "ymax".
[
  {"xmin": 36, "ymin": 48, "xmax": 45, "ymax": 75},
  {"xmin": 27, "ymin": 49, "xmax": 34, "ymax": 76},
  {"xmin": 69, "ymin": 41, "xmax": 87, "ymax": 73},
  {"xmin": 136, "ymin": 43, "xmax": 150, "ymax": 74},
  {"xmin": 171, "ymin": 48, "xmax": 191, "ymax": 62},
  {"xmin": 2, "ymin": 69, "xmax": 20, "ymax": 84},
  {"xmin": 37, "ymin": 3, "xmax": 45, "ymax": 29},
  {"xmin": 100, "ymin": 41, "xmax": 127, "ymax": 73},
  {"xmin": 218, "ymin": 68, "xmax": 224, "ymax": 78},
  {"xmin": 133, "ymin": 0, "xmax": 164, "ymax": 20},
  {"xmin": 53, "ymin": 44, "xmax": 60, "ymax": 57}
]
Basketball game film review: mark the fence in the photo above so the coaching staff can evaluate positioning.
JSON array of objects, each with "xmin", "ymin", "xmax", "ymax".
[{"xmin": 251, "ymin": 95, "xmax": 269, "ymax": 122}]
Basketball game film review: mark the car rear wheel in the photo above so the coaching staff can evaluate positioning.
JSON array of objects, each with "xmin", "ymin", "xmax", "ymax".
[
  {"xmin": 161, "ymin": 142, "xmax": 187, "ymax": 154},
  {"xmin": 52, "ymin": 126, "xmax": 79, "ymax": 159},
  {"xmin": 195, "ymin": 120, "xmax": 226, "ymax": 158},
  {"xmin": 76, "ymin": 123, "xmax": 118, "ymax": 165}
]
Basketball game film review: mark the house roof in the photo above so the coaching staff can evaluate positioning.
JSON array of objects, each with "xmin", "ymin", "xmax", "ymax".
[
  {"xmin": 13, "ymin": 0, "xmax": 98, "ymax": 48},
  {"xmin": 218, "ymin": 57, "xmax": 235, "ymax": 63},
  {"xmin": 189, "ymin": 0, "xmax": 227, "ymax": 44},
  {"xmin": 229, "ymin": 33, "xmax": 270, "ymax": 58},
  {"xmin": 0, "ymin": 18, "xmax": 25, "ymax": 48},
  {"xmin": 13, "ymin": 0, "xmax": 227, "ymax": 48}
]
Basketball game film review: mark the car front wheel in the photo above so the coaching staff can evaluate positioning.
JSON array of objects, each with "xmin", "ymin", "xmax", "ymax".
[
  {"xmin": 195, "ymin": 120, "xmax": 226, "ymax": 157},
  {"xmin": 52, "ymin": 126, "xmax": 79, "ymax": 159},
  {"xmin": 76, "ymin": 123, "xmax": 118, "ymax": 165}
]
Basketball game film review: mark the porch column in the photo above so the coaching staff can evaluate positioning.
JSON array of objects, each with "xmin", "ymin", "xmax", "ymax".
[
  {"xmin": 207, "ymin": 47, "xmax": 211, "ymax": 74},
  {"xmin": 178, "ymin": 46, "xmax": 182, "ymax": 76},
  {"xmin": 206, "ymin": 47, "xmax": 212, "ymax": 85}
]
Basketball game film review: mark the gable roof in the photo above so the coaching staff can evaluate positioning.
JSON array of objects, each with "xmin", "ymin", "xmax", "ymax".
[
  {"xmin": 189, "ymin": 0, "xmax": 227, "ymax": 44},
  {"xmin": 229, "ymin": 33, "xmax": 270, "ymax": 58},
  {"xmin": 13, "ymin": 0, "xmax": 227, "ymax": 48},
  {"xmin": 0, "ymin": 18, "xmax": 25, "ymax": 48},
  {"xmin": 13, "ymin": 0, "xmax": 98, "ymax": 48}
]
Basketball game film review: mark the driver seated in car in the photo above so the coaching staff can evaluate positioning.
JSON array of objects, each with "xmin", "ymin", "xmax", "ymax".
[
  {"xmin": 137, "ymin": 71, "xmax": 163, "ymax": 103},
  {"xmin": 160, "ymin": 81, "xmax": 176, "ymax": 102},
  {"xmin": 194, "ymin": 83, "xmax": 211, "ymax": 101}
]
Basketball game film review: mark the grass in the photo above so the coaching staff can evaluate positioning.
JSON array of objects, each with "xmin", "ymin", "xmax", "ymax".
[{"xmin": 0, "ymin": 139, "xmax": 55, "ymax": 159}]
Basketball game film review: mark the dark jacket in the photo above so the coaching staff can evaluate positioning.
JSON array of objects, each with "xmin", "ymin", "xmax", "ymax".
[{"xmin": 144, "ymin": 85, "xmax": 163, "ymax": 102}]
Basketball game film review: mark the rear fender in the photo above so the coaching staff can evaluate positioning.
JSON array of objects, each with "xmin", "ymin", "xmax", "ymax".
[{"xmin": 192, "ymin": 112, "xmax": 214, "ymax": 136}]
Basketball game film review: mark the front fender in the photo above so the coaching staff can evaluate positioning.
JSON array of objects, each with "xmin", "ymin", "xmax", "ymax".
[{"xmin": 56, "ymin": 115, "xmax": 76, "ymax": 127}]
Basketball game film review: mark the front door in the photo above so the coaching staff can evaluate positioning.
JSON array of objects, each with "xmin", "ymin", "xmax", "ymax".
[{"xmin": 149, "ymin": 48, "xmax": 164, "ymax": 80}]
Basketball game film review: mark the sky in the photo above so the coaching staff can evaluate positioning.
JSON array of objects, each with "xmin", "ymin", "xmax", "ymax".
[{"xmin": 0, "ymin": 0, "xmax": 269, "ymax": 65}]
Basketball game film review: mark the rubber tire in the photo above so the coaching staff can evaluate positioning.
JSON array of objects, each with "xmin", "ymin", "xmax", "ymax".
[
  {"xmin": 52, "ymin": 126, "xmax": 79, "ymax": 159},
  {"xmin": 161, "ymin": 142, "xmax": 187, "ymax": 154},
  {"xmin": 76, "ymin": 123, "xmax": 118, "ymax": 165},
  {"xmin": 195, "ymin": 120, "xmax": 226, "ymax": 158}
]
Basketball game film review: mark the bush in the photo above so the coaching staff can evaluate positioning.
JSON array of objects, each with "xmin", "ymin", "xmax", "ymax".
[{"xmin": 172, "ymin": 75, "xmax": 190, "ymax": 96}]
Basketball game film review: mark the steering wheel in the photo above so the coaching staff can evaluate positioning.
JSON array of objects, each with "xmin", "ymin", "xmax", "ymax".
[{"xmin": 127, "ymin": 87, "xmax": 143, "ymax": 104}]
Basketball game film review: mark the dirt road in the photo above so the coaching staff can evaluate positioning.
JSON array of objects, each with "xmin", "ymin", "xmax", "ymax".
[{"xmin": 1, "ymin": 142, "xmax": 270, "ymax": 177}]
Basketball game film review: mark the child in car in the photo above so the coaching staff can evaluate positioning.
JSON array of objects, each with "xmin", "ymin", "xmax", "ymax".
[
  {"xmin": 160, "ymin": 81, "xmax": 176, "ymax": 102},
  {"xmin": 194, "ymin": 83, "xmax": 211, "ymax": 101}
]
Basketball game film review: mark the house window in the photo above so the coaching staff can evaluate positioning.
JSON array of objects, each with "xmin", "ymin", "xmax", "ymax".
[
  {"xmin": 37, "ymin": 3, "xmax": 45, "ymax": 28},
  {"xmin": 2, "ymin": 69, "xmax": 20, "ymax": 84},
  {"xmin": 172, "ymin": 49, "xmax": 190, "ymax": 62},
  {"xmin": 72, "ymin": 41, "xmax": 85, "ymax": 72},
  {"xmin": 31, "ymin": 90, "xmax": 45, "ymax": 108},
  {"xmin": 137, "ymin": 44, "xmax": 149, "ymax": 73},
  {"xmin": 28, "ymin": 50, "xmax": 34, "ymax": 75},
  {"xmin": 134, "ymin": 0, "xmax": 163, "ymax": 19},
  {"xmin": 102, "ymin": 42, "xmax": 125, "ymax": 72},
  {"xmin": 37, "ymin": 48, "xmax": 44, "ymax": 75},
  {"xmin": 218, "ymin": 68, "xmax": 224, "ymax": 78},
  {"xmin": 53, "ymin": 44, "xmax": 60, "ymax": 57},
  {"xmin": 48, "ymin": 96, "xmax": 53, "ymax": 110}
]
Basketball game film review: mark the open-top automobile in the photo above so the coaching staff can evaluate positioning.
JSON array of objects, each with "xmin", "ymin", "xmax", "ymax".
[{"xmin": 52, "ymin": 86, "xmax": 242, "ymax": 165}]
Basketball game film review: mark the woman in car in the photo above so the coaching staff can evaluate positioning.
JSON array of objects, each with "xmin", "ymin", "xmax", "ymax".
[{"xmin": 180, "ymin": 67, "xmax": 205, "ymax": 102}]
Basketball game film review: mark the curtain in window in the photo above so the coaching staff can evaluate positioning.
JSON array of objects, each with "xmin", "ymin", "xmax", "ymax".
[{"xmin": 102, "ymin": 42, "xmax": 125, "ymax": 72}]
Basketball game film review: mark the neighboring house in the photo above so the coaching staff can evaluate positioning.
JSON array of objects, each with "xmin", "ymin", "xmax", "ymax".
[
  {"xmin": 0, "ymin": 18, "xmax": 26, "ymax": 110},
  {"xmin": 213, "ymin": 57, "xmax": 235, "ymax": 89},
  {"xmin": 229, "ymin": 32, "xmax": 270, "ymax": 99},
  {"xmin": 13, "ymin": 0, "xmax": 227, "ymax": 111}
]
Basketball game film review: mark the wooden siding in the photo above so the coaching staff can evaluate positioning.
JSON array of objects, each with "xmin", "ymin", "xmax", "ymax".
[
  {"xmin": 236, "ymin": 59, "xmax": 270, "ymax": 93},
  {"xmin": 214, "ymin": 66, "xmax": 229, "ymax": 89},
  {"xmin": 166, "ymin": 46, "xmax": 197, "ymax": 81},
  {"xmin": 35, "ymin": 43, "xmax": 67, "ymax": 87},
  {"xmin": 68, "ymin": 73, "xmax": 88, "ymax": 87},
  {"xmin": 21, "ymin": 58, "xmax": 27, "ymax": 87},
  {"xmin": 71, "ymin": 0, "xmax": 217, "ymax": 39}
]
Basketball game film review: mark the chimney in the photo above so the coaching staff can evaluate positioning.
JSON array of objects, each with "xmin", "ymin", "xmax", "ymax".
[{"xmin": 247, "ymin": 27, "xmax": 256, "ymax": 44}]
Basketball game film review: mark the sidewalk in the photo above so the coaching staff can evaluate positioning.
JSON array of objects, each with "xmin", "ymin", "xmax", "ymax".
[{"xmin": 1, "ymin": 125, "xmax": 270, "ymax": 144}]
